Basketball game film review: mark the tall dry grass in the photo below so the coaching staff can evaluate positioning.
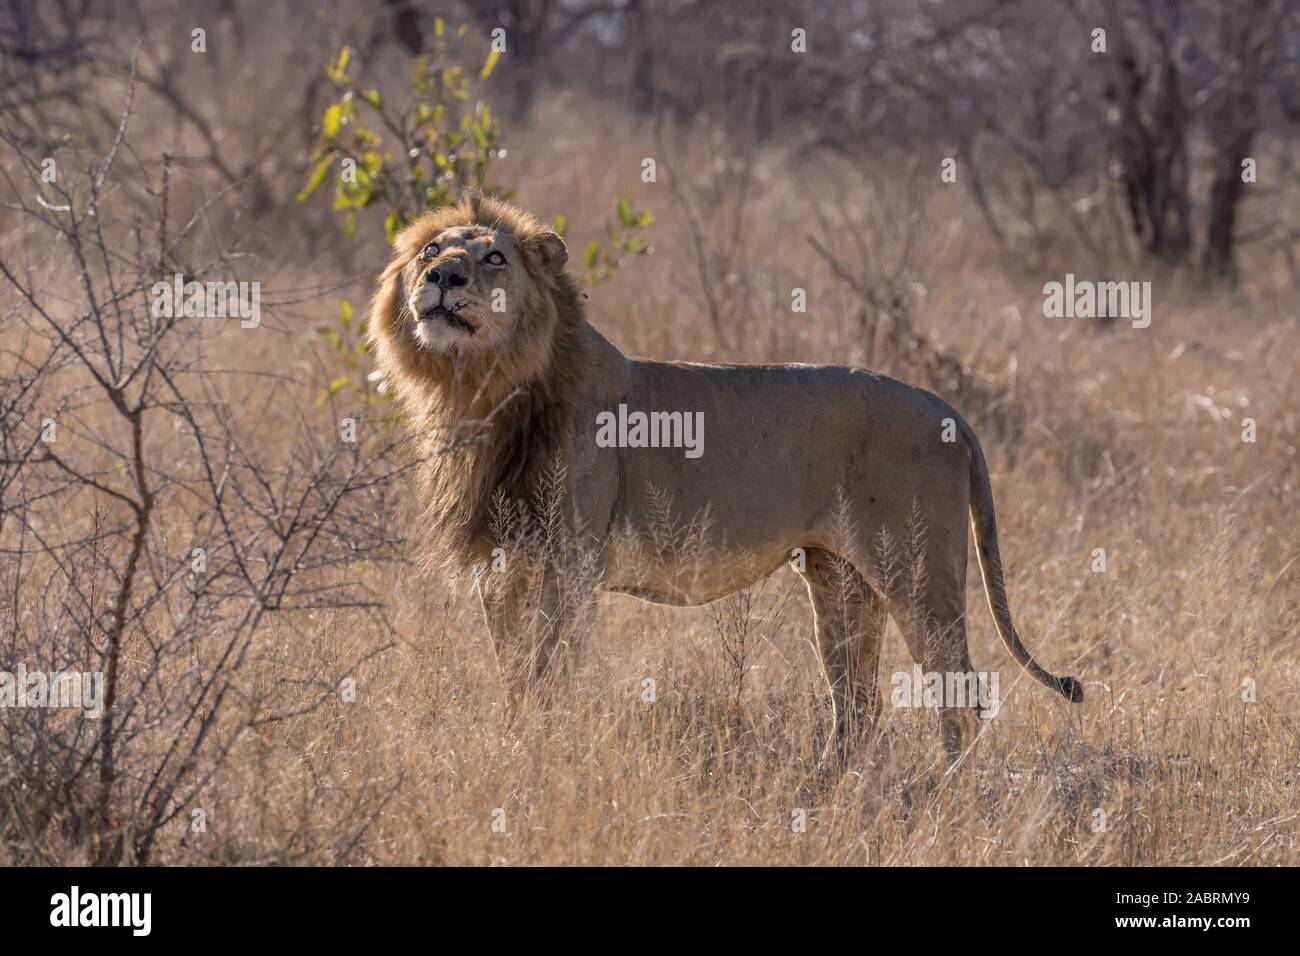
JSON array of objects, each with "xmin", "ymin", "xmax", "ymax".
[{"xmin": 4, "ymin": 89, "xmax": 1299, "ymax": 866}]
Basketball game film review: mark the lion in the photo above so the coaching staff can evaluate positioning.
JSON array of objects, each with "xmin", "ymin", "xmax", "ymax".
[{"xmin": 369, "ymin": 192, "xmax": 1082, "ymax": 762}]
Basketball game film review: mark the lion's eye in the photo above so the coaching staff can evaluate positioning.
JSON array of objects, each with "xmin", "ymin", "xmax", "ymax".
[
  {"xmin": 484, "ymin": 251, "xmax": 507, "ymax": 267},
  {"xmin": 420, "ymin": 243, "xmax": 439, "ymax": 260}
]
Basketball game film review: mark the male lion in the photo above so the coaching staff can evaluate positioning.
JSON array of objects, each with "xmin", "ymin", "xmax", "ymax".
[{"xmin": 369, "ymin": 192, "xmax": 1082, "ymax": 762}]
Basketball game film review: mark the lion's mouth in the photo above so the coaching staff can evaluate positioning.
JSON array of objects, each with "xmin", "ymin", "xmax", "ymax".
[{"xmin": 419, "ymin": 305, "xmax": 476, "ymax": 334}]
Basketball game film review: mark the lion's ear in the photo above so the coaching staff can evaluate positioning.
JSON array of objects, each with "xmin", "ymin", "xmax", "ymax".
[{"xmin": 524, "ymin": 231, "xmax": 568, "ymax": 276}]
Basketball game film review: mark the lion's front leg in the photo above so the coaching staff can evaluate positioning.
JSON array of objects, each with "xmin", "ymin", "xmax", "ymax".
[{"xmin": 475, "ymin": 550, "xmax": 594, "ymax": 707}]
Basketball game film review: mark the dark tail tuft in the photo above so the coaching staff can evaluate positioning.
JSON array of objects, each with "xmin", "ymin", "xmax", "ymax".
[{"xmin": 1059, "ymin": 675, "xmax": 1084, "ymax": 703}]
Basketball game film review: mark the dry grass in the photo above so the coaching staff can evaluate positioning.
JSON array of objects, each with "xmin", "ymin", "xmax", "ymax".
[{"xmin": 4, "ymin": 92, "xmax": 1299, "ymax": 867}]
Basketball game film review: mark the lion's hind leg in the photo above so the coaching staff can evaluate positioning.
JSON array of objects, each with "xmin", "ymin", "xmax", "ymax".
[
  {"xmin": 797, "ymin": 547, "xmax": 889, "ymax": 764},
  {"xmin": 888, "ymin": 585, "xmax": 981, "ymax": 767}
]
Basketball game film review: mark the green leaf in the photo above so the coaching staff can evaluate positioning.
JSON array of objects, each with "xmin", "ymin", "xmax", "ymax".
[
  {"xmin": 552, "ymin": 214, "xmax": 567, "ymax": 238},
  {"xmin": 480, "ymin": 48, "xmax": 500, "ymax": 80},
  {"xmin": 584, "ymin": 241, "xmax": 600, "ymax": 269},
  {"xmin": 340, "ymin": 300, "xmax": 354, "ymax": 330},
  {"xmin": 298, "ymin": 155, "xmax": 334, "ymax": 201},
  {"xmin": 363, "ymin": 88, "xmax": 382, "ymax": 108},
  {"xmin": 384, "ymin": 209, "xmax": 406, "ymax": 244},
  {"xmin": 616, "ymin": 196, "xmax": 635, "ymax": 228},
  {"xmin": 316, "ymin": 325, "xmax": 344, "ymax": 350},
  {"xmin": 322, "ymin": 103, "xmax": 344, "ymax": 140},
  {"xmin": 327, "ymin": 45, "xmax": 351, "ymax": 84},
  {"xmin": 314, "ymin": 374, "xmax": 352, "ymax": 407}
]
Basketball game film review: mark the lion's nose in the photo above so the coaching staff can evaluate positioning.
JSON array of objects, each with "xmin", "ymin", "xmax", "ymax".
[{"xmin": 426, "ymin": 267, "xmax": 468, "ymax": 289}]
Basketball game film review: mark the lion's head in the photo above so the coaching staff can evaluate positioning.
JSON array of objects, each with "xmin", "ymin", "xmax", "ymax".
[
  {"xmin": 369, "ymin": 193, "xmax": 587, "ymax": 563},
  {"xmin": 370, "ymin": 191, "xmax": 581, "ymax": 394}
]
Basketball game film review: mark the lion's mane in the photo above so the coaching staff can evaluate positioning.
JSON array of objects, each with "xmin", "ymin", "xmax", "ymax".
[{"xmin": 368, "ymin": 193, "xmax": 586, "ymax": 564}]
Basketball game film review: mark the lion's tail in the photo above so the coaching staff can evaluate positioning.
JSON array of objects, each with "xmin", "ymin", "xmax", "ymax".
[{"xmin": 964, "ymin": 423, "xmax": 1083, "ymax": 704}]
